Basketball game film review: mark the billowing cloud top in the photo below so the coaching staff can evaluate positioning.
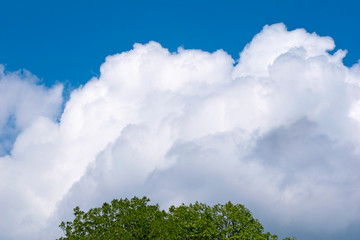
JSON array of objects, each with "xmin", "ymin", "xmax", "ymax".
[{"xmin": 1, "ymin": 23, "xmax": 360, "ymax": 240}]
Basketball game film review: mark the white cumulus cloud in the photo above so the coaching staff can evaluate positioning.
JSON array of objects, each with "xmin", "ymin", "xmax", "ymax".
[{"xmin": 1, "ymin": 23, "xmax": 360, "ymax": 240}]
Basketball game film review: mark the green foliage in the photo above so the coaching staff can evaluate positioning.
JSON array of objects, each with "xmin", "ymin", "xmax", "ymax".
[{"xmin": 58, "ymin": 196, "xmax": 295, "ymax": 240}]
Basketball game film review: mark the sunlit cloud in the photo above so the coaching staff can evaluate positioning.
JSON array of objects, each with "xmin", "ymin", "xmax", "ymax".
[{"xmin": 1, "ymin": 23, "xmax": 359, "ymax": 240}]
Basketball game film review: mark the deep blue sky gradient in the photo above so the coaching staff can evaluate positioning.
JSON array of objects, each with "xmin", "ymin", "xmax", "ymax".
[{"xmin": 1, "ymin": 0, "xmax": 359, "ymax": 88}]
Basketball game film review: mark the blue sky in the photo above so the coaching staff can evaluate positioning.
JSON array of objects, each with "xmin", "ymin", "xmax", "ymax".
[
  {"xmin": 1, "ymin": 0, "xmax": 359, "ymax": 87},
  {"xmin": 1, "ymin": 1, "xmax": 360, "ymax": 240}
]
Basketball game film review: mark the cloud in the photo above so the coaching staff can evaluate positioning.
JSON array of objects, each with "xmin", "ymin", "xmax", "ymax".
[
  {"xmin": 0, "ymin": 66, "xmax": 63, "ymax": 156},
  {"xmin": 1, "ymin": 23, "xmax": 360, "ymax": 240},
  {"xmin": 0, "ymin": 66, "xmax": 63, "ymax": 239}
]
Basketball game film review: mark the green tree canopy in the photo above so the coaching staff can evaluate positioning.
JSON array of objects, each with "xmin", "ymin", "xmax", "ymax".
[{"xmin": 58, "ymin": 196, "xmax": 295, "ymax": 240}]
